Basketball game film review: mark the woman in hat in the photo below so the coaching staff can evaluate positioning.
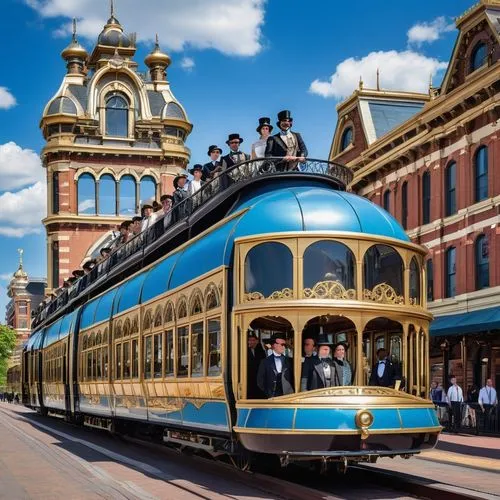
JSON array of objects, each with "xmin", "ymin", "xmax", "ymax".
[
  {"xmin": 187, "ymin": 164, "xmax": 205, "ymax": 196},
  {"xmin": 306, "ymin": 335, "xmax": 342, "ymax": 390},
  {"xmin": 332, "ymin": 341, "xmax": 353, "ymax": 386},
  {"xmin": 251, "ymin": 117, "xmax": 273, "ymax": 159}
]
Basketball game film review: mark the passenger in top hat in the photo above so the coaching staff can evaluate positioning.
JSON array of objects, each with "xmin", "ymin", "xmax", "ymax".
[
  {"xmin": 221, "ymin": 133, "xmax": 250, "ymax": 188},
  {"xmin": 203, "ymin": 145, "xmax": 223, "ymax": 181},
  {"xmin": 172, "ymin": 172, "xmax": 189, "ymax": 220},
  {"xmin": 265, "ymin": 110, "xmax": 308, "ymax": 171},
  {"xmin": 251, "ymin": 117, "xmax": 273, "ymax": 159},
  {"xmin": 247, "ymin": 332, "xmax": 266, "ymax": 399},
  {"xmin": 188, "ymin": 164, "xmax": 205, "ymax": 196},
  {"xmin": 305, "ymin": 335, "xmax": 342, "ymax": 390}
]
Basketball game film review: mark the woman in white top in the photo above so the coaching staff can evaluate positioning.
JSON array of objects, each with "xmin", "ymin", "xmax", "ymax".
[
  {"xmin": 251, "ymin": 117, "xmax": 273, "ymax": 159},
  {"xmin": 187, "ymin": 164, "xmax": 204, "ymax": 196}
]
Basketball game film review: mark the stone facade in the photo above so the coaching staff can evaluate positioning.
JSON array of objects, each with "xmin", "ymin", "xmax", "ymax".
[
  {"xmin": 41, "ymin": 13, "xmax": 192, "ymax": 292},
  {"xmin": 330, "ymin": 0, "xmax": 500, "ymax": 391}
]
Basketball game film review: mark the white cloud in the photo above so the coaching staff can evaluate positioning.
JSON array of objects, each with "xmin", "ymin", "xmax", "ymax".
[
  {"xmin": 27, "ymin": 0, "xmax": 266, "ymax": 57},
  {"xmin": 0, "ymin": 87, "xmax": 16, "ymax": 110},
  {"xmin": 180, "ymin": 57, "xmax": 195, "ymax": 71},
  {"xmin": 0, "ymin": 142, "xmax": 44, "ymax": 192},
  {"xmin": 0, "ymin": 181, "xmax": 46, "ymax": 238},
  {"xmin": 0, "ymin": 273, "xmax": 13, "ymax": 281},
  {"xmin": 407, "ymin": 16, "xmax": 455, "ymax": 46},
  {"xmin": 309, "ymin": 50, "xmax": 448, "ymax": 99}
]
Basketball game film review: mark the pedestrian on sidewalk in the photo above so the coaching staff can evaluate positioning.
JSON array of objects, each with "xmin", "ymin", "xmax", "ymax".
[
  {"xmin": 446, "ymin": 376, "xmax": 464, "ymax": 433},
  {"xmin": 478, "ymin": 379, "xmax": 498, "ymax": 432}
]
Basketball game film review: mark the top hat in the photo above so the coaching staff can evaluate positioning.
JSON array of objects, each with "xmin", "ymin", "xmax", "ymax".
[
  {"xmin": 207, "ymin": 145, "xmax": 222, "ymax": 156},
  {"xmin": 270, "ymin": 334, "xmax": 286, "ymax": 345},
  {"xmin": 173, "ymin": 172, "xmax": 188, "ymax": 189},
  {"xmin": 189, "ymin": 164, "xmax": 203, "ymax": 175},
  {"xmin": 82, "ymin": 260, "xmax": 95, "ymax": 271},
  {"xmin": 256, "ymin": 117, "xmax": 273, "ymax": 134},
  {"xmin": 316, "ymin": 334, "xmax": 333, "ymax": 347},
  {"xmin": 226, "ymin": 133, "xmax": 244, "ymax": 145},
  {"xmin": 277, "ymin": 109, "xmax": 293, "ymax": 127},
  {"xmin": 72, "ymin": 269, "xmax": 85, "ymax": 278}
]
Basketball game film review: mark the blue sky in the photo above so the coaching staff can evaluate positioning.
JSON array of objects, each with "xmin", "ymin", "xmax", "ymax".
[{"xmin": 0, "ymin": 0, "xmax": 473, "ymax": 318}]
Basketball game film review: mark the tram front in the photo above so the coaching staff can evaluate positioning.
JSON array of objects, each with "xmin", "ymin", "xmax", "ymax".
[{"xmin": 229, "ymin": 182, "xmax": 441, "ymax": 464}]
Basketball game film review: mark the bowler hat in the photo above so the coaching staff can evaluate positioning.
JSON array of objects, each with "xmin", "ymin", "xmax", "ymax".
[
  {"xmin": 256, "ymin": 117, "xmax": 273, "ymax": 133},
  {"xmin": 207, "ymin": 145, "xmax": 222, "ymax": 156},
  {"xmin": 189, "ymin": 164, "xmax": 203, "ymax": 175},
  {"xmin": 173, "ymin": 172, "xmax": 188, "ymax": 189},
  {"xmin": 226, "ymin": 133, "xmax": 244, "ymax": 145},
  {"xmin": 277, "ymin": 109, "xmax": 293, "ymax": 127}
]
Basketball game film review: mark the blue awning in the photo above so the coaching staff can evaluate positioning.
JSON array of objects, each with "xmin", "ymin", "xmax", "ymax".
[{"xmin": 430, "ymin": 306, "xmax": 500, "ymax": 337}]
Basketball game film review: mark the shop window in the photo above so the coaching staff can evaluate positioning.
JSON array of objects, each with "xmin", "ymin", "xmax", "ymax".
[{"xmin": 244, "ymin": 242, "xmax": 293, "ymax": 299}]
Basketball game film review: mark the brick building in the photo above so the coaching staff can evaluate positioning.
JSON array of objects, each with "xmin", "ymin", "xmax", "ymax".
[
  {"xmin": 5, "ymin": 251, "xmax": 46, "ymax": 365},
  {"xmin": 40, "ymin": 8, "xmax": 192, "ymax": 293},
  {"xmin": 330, "ymin": 0, "xmax": 500, "ymax": 391}
]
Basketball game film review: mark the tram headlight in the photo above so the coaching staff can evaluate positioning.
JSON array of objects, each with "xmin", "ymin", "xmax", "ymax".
[{"xmin": 355, "ymin": 409, "xmax": 374, "ymax": 429}]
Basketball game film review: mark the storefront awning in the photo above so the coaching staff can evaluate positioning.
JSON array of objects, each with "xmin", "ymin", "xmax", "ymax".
[{"xmin": 430, "ymin": 306, "xmax": 500, "ymax": 337}]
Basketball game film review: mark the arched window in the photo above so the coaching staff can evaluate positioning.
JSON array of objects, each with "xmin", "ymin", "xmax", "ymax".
[
  {"xmin": 426, "ymin": 259, "xmax": 434, "ymax": 302},
  {"xmin": 119, "ymin": 175, "xmax": 136, "ymax": 215},
  {"xmin": 244, "ymin": 242, "xmax": 293, "ymax": 299},
  {"xmin": 445, "ymin": 247, "xmax": 456, "ymax": 298},
  {"xmin": 98, "ymin": 174, "xmax": 117, "ymax": 215},
  {"xmin": 470, "ymin": 42, "xmax": 487, "ymax": 72},
  {"xmin": 383, "ymin": 189, "xmax": 391, "ymax": 213},
  {"xmin": 445, "ymin": 162, "xmax": 456, "ymax": 216},
  {"xmin": 303, "ymin": 240, "xmax": 355, "ymax": 298},
  {"xmin": 105, "ymin": 93, "xmax": 128, "ymax": 137},
  {"xmin": 475, "ymin": 235, "xmax": 489, "ymax": 290},
  {"xmin": 409, "ymin": 257, "xmax": 420, "ymax": 305},
  {"xmin": 422, "ymin": 171, "xmax": 431, "ymax": 225},
  {"xmin": 340, "ymin": 127, "xmax": 353, "ymax": 151},
  {"xmin": 363, "ymin": 245, "xmax": 404, "ymax": 300},
  {"xmin": 140, "ymin": 176, "xmax": 156, "ymax": 206},
  {"xmin": 401, "ymin": 181, "xmax": 408, "ymax": 230},
  {"xmin": 77, "ymin": 173, "xmax": 96, "ymax": 215},
  {"xmin": 474, "ymin": 146, "xmax": 488, "ymax": 202}
]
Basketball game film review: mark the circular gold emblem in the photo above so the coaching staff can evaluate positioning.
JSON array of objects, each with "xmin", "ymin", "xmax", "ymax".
[{"xmin": 355, "ymin": 409, "xmax": 374, "ymax": 439}]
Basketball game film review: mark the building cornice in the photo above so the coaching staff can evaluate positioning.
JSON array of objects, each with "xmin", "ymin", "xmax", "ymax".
[{"xmin": 43, "ymin": 214, "xmax": 128, "ymax": 226}]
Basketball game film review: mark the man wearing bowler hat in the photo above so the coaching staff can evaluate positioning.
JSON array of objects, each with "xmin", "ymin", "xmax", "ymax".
[
  {"xmin": 221, "ymin": 133, "xmax": 250, "ymax": 189},
  {"xmin": 203, "ymin": 145, "xmax": 223, "ymax": 180},
  {"xmin": 172, "ymin": 172, "xmax": 189, "ymax": 221},
  {"xmin": 265, "ymin": 110, "xmax": 308, "ymax": 171},
  {"xmin": 188, "ymin": 164, "xmax": 205, "ymax": 196}
]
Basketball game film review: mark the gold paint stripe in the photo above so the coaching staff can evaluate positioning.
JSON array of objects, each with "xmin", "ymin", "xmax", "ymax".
[{"xmin": 233, "ymin": 426, "xmax": 442, "ymax": 435}]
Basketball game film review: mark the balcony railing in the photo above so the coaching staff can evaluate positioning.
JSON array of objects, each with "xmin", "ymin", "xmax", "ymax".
[{"xmin": 33, "ymin": 157, "xmax": 352, "ymax": 328}]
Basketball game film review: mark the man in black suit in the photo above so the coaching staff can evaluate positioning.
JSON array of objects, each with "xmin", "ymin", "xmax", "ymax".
[
  {"xmin": 265, "ymin": 110, "xmax": 308, "ymax": 171},
  {"xmin": 203, "ymin": 145, "xmax": 223, "ymax": 181},
  {"xmin": 257, "ymin": 335, "xmax": 294, "ymax": 398},
  {"xmin": 247, "ymin": 333, "xmax": 266, "ymax": 399},
  {"xmin": 369, "ymin": 348, "xmax": 396, "ymax": 387},
  {"xmin": 305, "ymin": 335, "xmax": 342, "ymax": 390},
  {"xmin": 221, "ymin": 133, "xmax": 250, "ymax": 189}
]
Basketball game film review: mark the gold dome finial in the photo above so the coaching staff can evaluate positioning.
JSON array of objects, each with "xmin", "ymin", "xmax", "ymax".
[
  {"xmin": 61, "ymin": 18, "xmax": 88, "ymax": 63},
  {"xmin": 145, "ymin": 34, "xmax": 171, "ymax": 79}
]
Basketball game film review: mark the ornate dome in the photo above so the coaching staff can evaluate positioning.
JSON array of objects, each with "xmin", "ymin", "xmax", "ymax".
[
  {"xmin": 61, "ymin": 21, "xmax": 88, "ymax": 61},
  {"xmin": 97, "ymin": 15, "xmax": 131, "ymax": 48},
  {"xmin": 145, "ymin": 36, "xmax": 171, "ymax": 68},
  {"xmin": 47, "ymin": 96, "xmax": 78, "ymax": 116}
]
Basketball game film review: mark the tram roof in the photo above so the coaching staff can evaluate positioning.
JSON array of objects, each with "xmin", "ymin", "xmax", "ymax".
[{"xmin": 77, "ymin": 180, "xmax": 408, "ymax": 331}]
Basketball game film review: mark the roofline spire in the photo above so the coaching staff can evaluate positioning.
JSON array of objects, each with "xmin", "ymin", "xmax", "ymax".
[
  {"xmin": 111, "ymin": 0, "xmax": 115, "ymax": 17},
  {"xmin": 17, "ymin": 248, "xmax": 24, "ymax": 269},
  {"xmin": 376, "ymin": 68, "xmax": 380, "ymax": 91},
  {"xmin": 72, "ymin": 18, "xmax": 77, "ymax": 41}
]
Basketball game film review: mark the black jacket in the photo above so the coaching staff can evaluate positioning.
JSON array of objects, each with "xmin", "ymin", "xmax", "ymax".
[
  {"xmin": 306, "ymin": 357, "xmax": 342, "ymax": 390},
  {"xmin": 369, "ymin": 359, "xmax": 396, "ymax": 387},
  {"xmin": 265, "ymin": 132, "xmax": 308, "ymax": 159},
  {"xmin": 202, "ymin": 160, "xmax": 222, "ymax": 181},
  {"xmin": 172, "ymin": 188, "xmax": 189, "ymax": 221},
  {"xmin": 247, "ymin": 345, "xmax": 266, "ymax": 399},
  {"xmin": 257, "ymin": 354, "xmax": 294, "ymax": 398}
]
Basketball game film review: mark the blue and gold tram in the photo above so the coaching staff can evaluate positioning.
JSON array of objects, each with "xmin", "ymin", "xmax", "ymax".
[{"xmin": 22, "ymin": 159, "xmax": 441, "ymax": 467}]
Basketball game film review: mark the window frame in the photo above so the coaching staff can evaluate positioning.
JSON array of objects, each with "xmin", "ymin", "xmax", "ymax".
[
  {"xmin": 445, "ymin": 247, "xmax": 456, "ymax": 298},
  {"xmin": 422, "ymin": 171, "xmax": 431, "ymax": 225},
  {"xmin": 445, "ymin": 162, "xmax": 457, "ymax": 217},
  {"xmin": 474, "ymin": 146, "xmax": 488, "ymax": 203},
  {"xmin": 475, "ymin": 234, "xmax": 489, "ymax": 290}
]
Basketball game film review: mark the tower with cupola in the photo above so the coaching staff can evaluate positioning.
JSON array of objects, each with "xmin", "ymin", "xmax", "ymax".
[{"xmin": 40, "ymin": 4, "xmax": 192, "ymax": 293}]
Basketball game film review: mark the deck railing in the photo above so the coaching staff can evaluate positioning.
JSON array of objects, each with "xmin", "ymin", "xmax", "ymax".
[{"xmin": 33, "ymin": 158, "xmax": 352, "ymax": 327}]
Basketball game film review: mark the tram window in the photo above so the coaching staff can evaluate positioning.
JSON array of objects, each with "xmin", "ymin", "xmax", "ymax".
[
  {"xmin": 165, "ymin": 330, "xmax": 174, "ymax": 376},
  {"xmin": 375, "ymin": 336, "xmax": 385, "ymax": 352},
  {"xmin": 115, "ymin": 344, "xmax": 122, "ymax": 380},
  {"xmin": 96, "ymin": 348, "xmax": 102, "ymax": 379},
  {"xmin": 244, "ymin": 242, "xmax": 293, "ymax": 298},
  {"xmin": 154, "ymin": 333, "xmax": 163, "ymax": 378},
  {"xmin": 363, "ymin": 245, "xmax": 404, "ymax": 297},
  {"xmin": 87, "ymin": 351, "xmax": 92, "ymax": 381},
  {"xmin": 103, "ymin": 347, "xmax": 109, "ymax": 379},
  {"xmin": 191, "ymin": 322, "xmax": 204, "ymax": 377},
  {"xmin": 409, "ymin": 257, "xmax": 420, "ymax": 305},
  {"xmin": 131, "ymin": 339, "xmax": 139, "ymax": 378},
  {"xmin": 303, "ymin": 240, "xmax": 355, "ymax": 291},
  {"xmin": 177, "ymin": 326, "xmax": 188, "ymax": 377},
  {"xmin": 144, "ymin": 336, "xmax": 152, "ymax": 379},
  {"xmin": 208, "ymin": 319, "xmax": 222, "ymax": 376},
  {"xmin": 123, "ymin": 342, "xmax": 131, "ymax": 379}
]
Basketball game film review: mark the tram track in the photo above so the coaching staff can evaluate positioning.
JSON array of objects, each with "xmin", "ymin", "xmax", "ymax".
[{"xmin": 1, "ymin": 404, "xmax": 496, "ymax": 500}]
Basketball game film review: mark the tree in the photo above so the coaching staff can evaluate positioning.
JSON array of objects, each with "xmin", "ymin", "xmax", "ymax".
[{"xmin": 0, "ymin": 325, "xmax": 17, "ymax": 385}]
